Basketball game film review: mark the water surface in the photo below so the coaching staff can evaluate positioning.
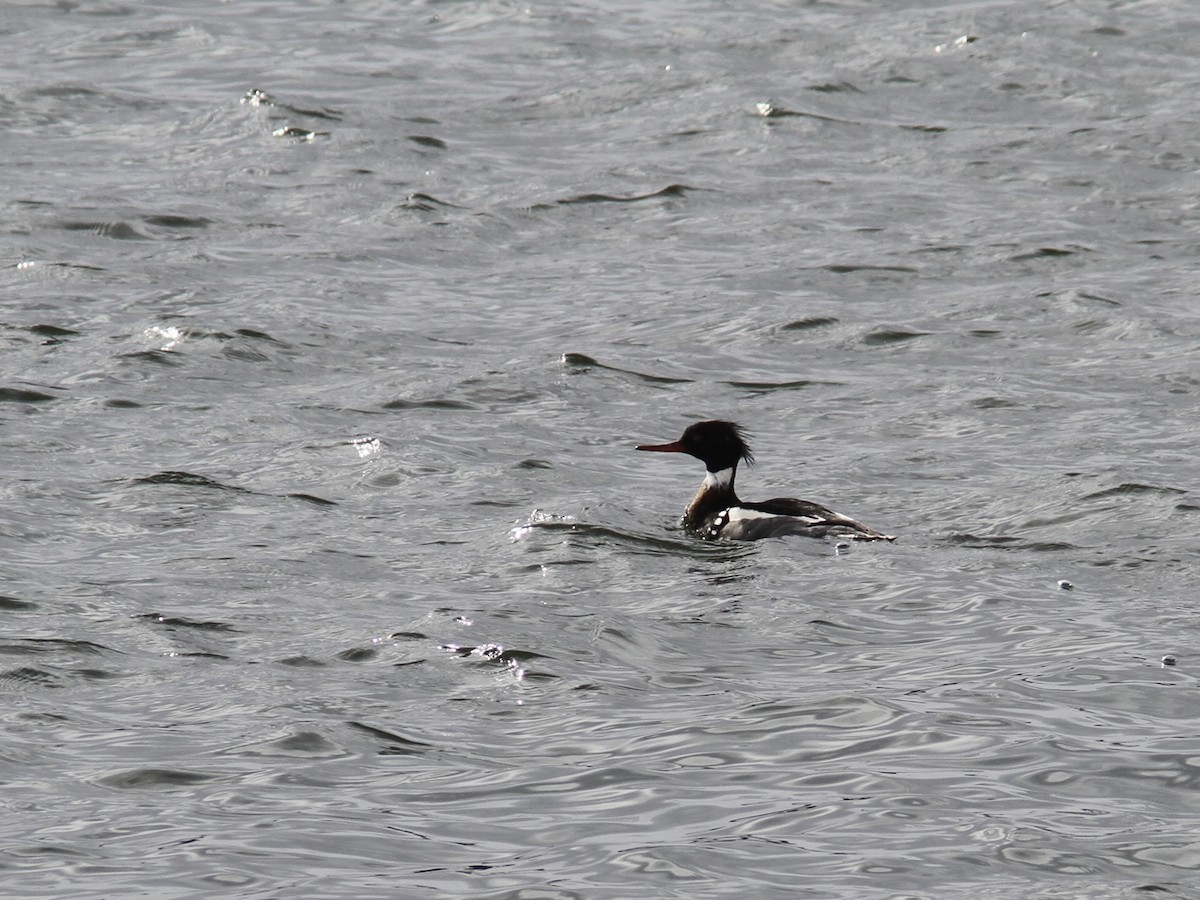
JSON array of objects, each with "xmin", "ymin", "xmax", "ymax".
[{"xmin": 3, "ymin": 0, "xmax": 1199, "ymax": 896}]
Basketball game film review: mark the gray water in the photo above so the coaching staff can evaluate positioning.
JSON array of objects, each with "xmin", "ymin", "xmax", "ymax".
[{"xmin": 3, "ymin": 0, "xmax": 1200, "ymax": 897}]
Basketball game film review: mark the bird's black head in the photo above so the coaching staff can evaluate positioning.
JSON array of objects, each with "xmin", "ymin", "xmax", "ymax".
[{"xmin": 637, "ymin": 420, "xmax": 753, "ymax": 472}]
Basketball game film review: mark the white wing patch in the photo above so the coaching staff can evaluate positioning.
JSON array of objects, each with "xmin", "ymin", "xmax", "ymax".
[
  {"xmin": 702, "ymin": 504, "xmax": 893, "ymax": 542},
  {"xmin": 704, "ymin": 506, "xmax": 836, "ymax": 540},
  {"xmin": 726, "ymin": 507, "xmax": 824, "ymax": 526}
]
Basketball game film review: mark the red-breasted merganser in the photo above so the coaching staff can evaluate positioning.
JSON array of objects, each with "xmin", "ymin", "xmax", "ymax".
[{"xmin": 637, "ymin": 420, "xmax": 895, "ymax": 542}]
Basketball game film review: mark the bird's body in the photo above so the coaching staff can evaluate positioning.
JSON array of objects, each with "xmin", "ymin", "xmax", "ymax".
[{"xmin": 637, "ymin": 420, "xmax": 894, "ymax": 542}]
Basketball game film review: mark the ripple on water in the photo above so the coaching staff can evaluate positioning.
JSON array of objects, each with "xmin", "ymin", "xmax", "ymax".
[{"xmin": 94, "ymin": 768, "xmax": 220, "ymax": 791}]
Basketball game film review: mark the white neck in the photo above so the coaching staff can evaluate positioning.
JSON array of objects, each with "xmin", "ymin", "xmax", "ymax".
[{"xmin": 704, "ymin": 467, "xmax": 735, "ymax": 490}]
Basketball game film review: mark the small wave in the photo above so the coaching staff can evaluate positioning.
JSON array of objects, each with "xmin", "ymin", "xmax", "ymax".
[
  {"xmin": 381, "ymin": 397, "xmax": 478, "ymax": 411},
  {"xmin": 0, "ymin": 386, "xmax": 58, "ymax": 403},
  {"xmin": 779, "ymin": 316, "xmax": 839, "ymax": 331},
  {"xmin": 347, "ymin": 721, "xmax": 436, "ymax": 756},
  {"xmin": 132, "ymin": 471, "xmax": 250, "ymax": 492},
  {"xmin": 137, "ymin": 613, "xmax": 238, "ymax": 632},
  {"xmin": 1081, "ymin": 482, "xmax": 1188, "ymax": 501},
  {"xmin": 862, "ymin": 328, "xmax": 931, "ymax": 345},
  {"xmin": 947, "ymin": 533, "xmax": 1079, "ymax": 552},
  {"xmin": 556, "ymin": 184, "xmax": 696, "ymax": 205},
  {"xmin": 561, "ymin": 352, "xmax": 691, "ymax": 385},
  {"xmin": 95, "ymin": 768, "xmax": 219, "ymax": 791},
  {"xmin": 28, "ymin": 324, "xmax": 81, "ymax": 344}
]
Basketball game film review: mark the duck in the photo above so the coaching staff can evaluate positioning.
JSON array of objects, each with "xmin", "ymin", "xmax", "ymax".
[{"xmin": 636, "ymin": 420, "xmax": 895, "ymax": 542}]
